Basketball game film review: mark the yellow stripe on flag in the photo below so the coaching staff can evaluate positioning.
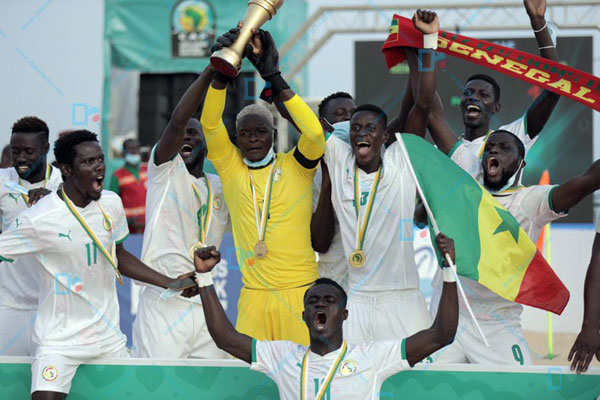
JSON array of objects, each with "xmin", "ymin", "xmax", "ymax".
[{"xmin": 476, "ymin": 191, "xmax": 537, "ymax": 301}]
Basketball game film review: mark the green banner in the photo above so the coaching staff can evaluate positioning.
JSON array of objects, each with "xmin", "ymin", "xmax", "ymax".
[
  {"xmin": 105, "ymin": 0, "xmax": 307, "ymax": 73},
  {"xmin": 3, "ymin": 361, "xmax": 599, "ymax": 398}
]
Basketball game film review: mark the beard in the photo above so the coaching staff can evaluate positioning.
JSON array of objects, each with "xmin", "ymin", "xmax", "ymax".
[{"xmin": 484, "ymin": 163, "xmax": 519, "ymax": 191}]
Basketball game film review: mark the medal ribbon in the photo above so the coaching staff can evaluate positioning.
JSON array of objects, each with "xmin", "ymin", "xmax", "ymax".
[
  {"xmin": 60, "ymin": 187, "xmax": 123, "ymax": 284},
  {"xmin": 300, "ymin": 341, "xmax": 347, "ymax": 400},
  {"xmin": 493, "ymin": 185, "xmax": 526, "ymax": 195},
  {"xmin": 191, "ymin": 176, "xmax": 213, "ymax": 243},
  {"xmin": 353, "ymin": 165, "xmax": 382, "ymax": 252},
  {"xmin": 248, "ymin": 158, "xmax": 277, "ymax": 243},
  {"xmin": 19, "ymin": 164, "xmax": 51, "ymax": 204}
]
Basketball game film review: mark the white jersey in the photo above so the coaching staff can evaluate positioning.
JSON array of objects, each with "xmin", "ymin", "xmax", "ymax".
[
  {"xmin": 324, "ymin": 134, "xmax": 419, "ymax": 291},
  {"xmin": 0, "ymin": 165, "xmax": 62, "ymax": 309},
  {"xmin": 312, "ymin": 165, "xmax": 348, "ymax": 290},
  {"xmin": 141, "ymin": 146, "xmax": 229, "ymax": 289},
  {"xmin": 251, "ymin": 338, "xmax": 410, "ymax": 400},
  {"xmin": 0, "ymin": 190, "xmax": 129, "ymax": 348},
  {"xmin": 451, "ymin": 115, "xmax": 535, "ymax": 183},
  {"xmin": 436, "ymin": 146, "xmax": 566, "ymax": 319}
]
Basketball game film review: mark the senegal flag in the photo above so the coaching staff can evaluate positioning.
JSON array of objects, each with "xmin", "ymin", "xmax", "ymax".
[{"xmin": 397, "ymin": 134, "xmax": 570, "ymax": 315}]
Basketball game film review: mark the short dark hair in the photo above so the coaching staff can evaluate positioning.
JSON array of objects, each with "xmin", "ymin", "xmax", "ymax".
[
  {"xmin": 351, "ymin": 104, "xmax": 388, "ymax": 128},
  {"xmin": 491, "ymin": 129, "xmax": 525, "ymax": 159},
  {"xmin": 318, "ymin": 92, "xmax": 353, "ymax": 118},
  {"xmin": 54, "ymin": 130, "xmax": 99, "ymax": 166},
  {"xmin": 466, "ymin": 74, "xmax": 500, "ymax": 102},
  {"xmin": 304, "ymin": 278, "xmax": 348, "ymax": 308},
  {"xmin": 122, "ymin": 139, "xmax": 136, "ymax": 153},
  {"xmin": 11, "ymin": 116, "xmax": 49, "ymax": 142}
]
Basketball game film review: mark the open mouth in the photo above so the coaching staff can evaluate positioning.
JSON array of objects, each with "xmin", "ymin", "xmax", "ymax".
[
  {"xmin": 487, "ymin": 156, "xmax": 500, "ymax": 176},
  {"xmin": 16, "ymin": 165, "xmax": 29, "ymax": 174},
  {"xmin": 314, "ymin": 311, "xmax": 327, "ymax": 329},
  {"xmin": 465, "ymin": 104, "xmax": 482, "ymax": 118},
  {"xmin": 92, "ymin": 175, "xmax": 104, "ymax": 192},
  {"xmin": 355, "ymin": 140, "xmax": 371, "ymax": 157},
  {"xmin": 180, "ymin": 144, "xmax": 193, "ymax": 158}
]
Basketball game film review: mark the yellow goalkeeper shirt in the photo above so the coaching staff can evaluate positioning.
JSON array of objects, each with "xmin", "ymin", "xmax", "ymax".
[{"xmin": 201, "ymin": 86, "xmax": 324, "ymax": 290}]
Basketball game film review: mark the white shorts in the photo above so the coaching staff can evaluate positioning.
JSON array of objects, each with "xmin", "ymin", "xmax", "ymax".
[
  {"xmin": 31, "ymin": 339, "xmax": 129, "ymax": 394},
  {"xmin": 0, "ymin": 304, "xmax": 37, "ymax": 356},
  {"xmin": 429, "ymin": 287, "xmax": 532, "ymax": 365},
  {"xmin": 132, "ymin": 287, "xmax": 228, "ymax": 359},
  {"xmin": 344, "ymin": 289, "xmax": 430, "ymax": 344}
]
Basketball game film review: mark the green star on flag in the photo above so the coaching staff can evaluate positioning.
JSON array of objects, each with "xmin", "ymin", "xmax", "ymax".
[{"xmin": 493, "ymin": 207, "xmax": 520, "ymax": 242}]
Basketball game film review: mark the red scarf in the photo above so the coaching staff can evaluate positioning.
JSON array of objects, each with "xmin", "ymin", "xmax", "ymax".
[{"xmin": 382, "ymin": 15, "xmax": 600, "ymax": 112}]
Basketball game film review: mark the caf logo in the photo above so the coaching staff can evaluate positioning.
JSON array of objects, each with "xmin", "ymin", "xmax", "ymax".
[
  {"xmin": 171, "ymin": 0, "xmax": 217, "ymax": 58},
  {"xmin": 339, "ymin": 360, "xmax": 357, "ymax": 376},
  {"xmin": 42, "ymin": 365, "xmax": 58, "ymax": 381},
  {"xmin": 213, "ymin": 195, "xmax": 222, "ymax": 211}
]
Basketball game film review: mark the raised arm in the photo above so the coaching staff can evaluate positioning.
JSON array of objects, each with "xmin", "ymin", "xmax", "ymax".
[
  {"xmin": 155, "ymin": 66, "xmax": 215, "ymax": 165},
  {"xmin": 403, "ymin": 10, "xmax": 439, "ymax": 138},
  {"xmin": 523, "ymin": 0, "xmax": 560, "ymax": 137},
  {"xmin": 404, "ymin": 47, "xmax": 459, "ymax": 154},
  {"xmin": 405, "ymin": 233, "xmax": 458, "ymax": 366},
  {"xmin": 194, "ymin": 246, "xmax": 253, "ymax": 363},
  {"xmin": 569, "ymin": 232, "xmax": 600, "ymax": 373},
  {"xmin": 551, "ymin": 159, "xmax": 600, "ymax": 213},
  {"xmin": 385, "ymin": 58, "xmax": 416, "ymax": 145},
  {"xmin": 248, "ymin": 29, "xmax": 324, "ymax": 164},
  {"xmin": 311, "ymin": 163, "xmax": 335, "ymax": 252}
]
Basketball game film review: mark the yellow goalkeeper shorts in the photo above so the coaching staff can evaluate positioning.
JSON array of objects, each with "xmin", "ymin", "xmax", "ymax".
[{"xmin": 236, "ymin": 284, "xmax": 310, "ymax": 345}]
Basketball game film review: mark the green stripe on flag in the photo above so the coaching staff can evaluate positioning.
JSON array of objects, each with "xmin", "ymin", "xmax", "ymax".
[{"xmin": 401, "ymin": 134, "xmax": 482, "ymax": 281}]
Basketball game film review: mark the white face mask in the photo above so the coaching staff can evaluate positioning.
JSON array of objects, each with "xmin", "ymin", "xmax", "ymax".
[
  {"xmin": 330, "ymin": 120, "xmax": 350, "ymax": 144},
  {"xmin": 488, "ymin": 160, "xmax": 524, "ymax": 194},
  {"xmin": 124, "ymin": 153, "xmax": 141, "ymax": 166},
  {"xmin": 243, "ymin": 147, "xmax": 275, "ymax": 168}
]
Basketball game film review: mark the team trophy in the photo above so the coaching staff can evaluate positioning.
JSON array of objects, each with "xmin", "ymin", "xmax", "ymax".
[{"xmin": 210, "ymin": 0, "xmax": 284, "ymax": 77}]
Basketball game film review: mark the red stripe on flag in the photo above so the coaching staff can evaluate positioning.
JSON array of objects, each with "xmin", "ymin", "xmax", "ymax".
[{"xmin": 514, "ymin": 251, "xmax": 570, "ymax": 315}]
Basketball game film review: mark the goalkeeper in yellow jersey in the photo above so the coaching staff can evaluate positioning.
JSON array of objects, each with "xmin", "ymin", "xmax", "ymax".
[{"xmin": 201, "ymin": 27, "xmax": 325, "ymax": 344}]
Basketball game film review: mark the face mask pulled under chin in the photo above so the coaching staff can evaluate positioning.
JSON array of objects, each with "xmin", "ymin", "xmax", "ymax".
[
  {"xmin": 330, "ymin": 120, "xmax": 350, "ymax": 144},
  {"xmin": 488, "ymin": 160, "xmax": 523, "ymax": 194},
  {"xmin": 124, "ymin": 153, "xmax": 141, "ymax": 166}
]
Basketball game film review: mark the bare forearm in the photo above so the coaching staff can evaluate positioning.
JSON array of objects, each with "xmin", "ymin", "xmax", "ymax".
[
  {"xmin": 116, "ymin": 247, "xmax": 172, "ymax": 289},
  {"xmin": 155, "ymin": 66, "xmax": 215, "ymax": 164},
  {"xmin": 311, "ymin": 167, "xmax": 335, "ymax": 252},
  {"xmin": 404, "ymin": 49, "xmax": 436, "ymax": 136},
  {"xmin": 526, "ymin": 14, "xmax": 560, "ymax": 136},
  {"xmin": 433, "ymin": 281, "xmax": 458, "ymax": 343},
  {"xmin": 582, "ymin": 237, "xmax": 600, "ymax": 330},
  {"xmin": 199, "ymin": 285, "xmax": 252, "ymax": 363},
  {"xmin": 553, "ymin": 159, "xmax": 600, "ymax": 212}
]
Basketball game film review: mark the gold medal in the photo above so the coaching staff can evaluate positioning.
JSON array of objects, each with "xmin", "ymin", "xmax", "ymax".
[
  {"xmin": 254, "ymin": 240, "xmax": 267, "ymax": 259},
  {"xmin": 349, "ymin": 249, "xmax": 366, "ymax": 268},
  {"xmin": 189, "ymin": 242, "xmax": 207, "ymax": 259}
]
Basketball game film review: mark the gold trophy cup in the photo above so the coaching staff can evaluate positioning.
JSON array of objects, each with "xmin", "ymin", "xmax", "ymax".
[{"xmin": 210, "ymin": 0, "xmax": 284, "ymax": 77}]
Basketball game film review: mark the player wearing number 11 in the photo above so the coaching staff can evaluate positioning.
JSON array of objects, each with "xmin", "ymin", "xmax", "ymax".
[
  {"xmin": 193, "ymin": 233, "xmax": 457, "ymax": 400},
  {"xmin": 0, "ymin": 131, "xmax": 194, "ymax": 399}
]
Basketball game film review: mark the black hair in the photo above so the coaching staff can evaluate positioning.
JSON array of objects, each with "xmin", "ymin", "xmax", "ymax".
[
  {"xmin": 318, "ymin": 92, "xmax": 354, "ymax": 118},
  {"xmin": 491, "ymin": 129, "xmax": 525, "ymax": 160},
  {"xmin": 466, "ymin": 74, "xmax": 500, "ymax": 102},
  {"xmin": 304, "ymin": 278, "xmax": 348, "ymax": 308},
  {"xmin": 11, "ymin": 116, "xmax": 49, "ymax": 143},
  {"xmin": 54, "ymin": 130, "xmax": 99, "ymax": 166},
  {"xmin": 351, "ymin": 104, "xmax": 388, "ymax": 128},
  {"xmin": 122, "ymin": 138, "xmax": 137, "ymax": 153}
]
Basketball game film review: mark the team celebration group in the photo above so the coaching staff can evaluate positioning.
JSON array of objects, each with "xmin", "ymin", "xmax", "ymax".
[{"xmin": 0, "ymin": 1, "xmax": 598, "ymax": 399}]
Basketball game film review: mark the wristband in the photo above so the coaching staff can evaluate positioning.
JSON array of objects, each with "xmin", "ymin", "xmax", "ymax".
[
  {"xmin": 442, "ymin": 267, "xmax": 456, "ymax": 283},
  {"xmin": 533, "ymin": 21, "xmax": 547, "ymax": 33},
  {"xmin": 195, "ymin": 272, "xmax": 214, "ymax": 287},
  {"xmin": 266, "ymin": 73, "xmax": 290, "ymax": 96},
  {"xmin": 423, "ymin": 32, "xmax": 439, "ymax": 50}
]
